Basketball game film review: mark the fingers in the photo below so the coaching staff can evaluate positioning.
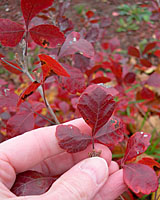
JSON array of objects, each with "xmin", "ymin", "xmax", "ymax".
[
  {"xmin": 32, "ymin": 143, "xmax": 112, "ymax": 176},
  {"xmin": 0, "ymin": 118, "xmax": 91, "ymax": 174},
  {"xmin": 94, "ymin": 169, "xmax": 127, "ymax": 200},
  {"xmin": 45, "ymin": 157, "xmax": 109, "ymax": 200},
  {"xmin": 0, "ymin": 118, "xmax": 112, "ymax": 189}
]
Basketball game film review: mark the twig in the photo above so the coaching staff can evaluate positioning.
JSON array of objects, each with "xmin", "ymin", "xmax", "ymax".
[
  {"xmin": 33, "ymin": 111, "xmax": 56, "ymax": 125},
  {"xmin": 25, "ymin": 70, "xmax": 60, "ymax": 124},
  {"xmin": 135, "ymin": 104, "xmax": 159, "ymax": 136}
]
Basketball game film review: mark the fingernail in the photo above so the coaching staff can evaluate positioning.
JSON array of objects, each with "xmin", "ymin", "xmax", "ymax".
[{"xmin": 80, "ymin": 157, "xmax": 108, "ymax": 185}]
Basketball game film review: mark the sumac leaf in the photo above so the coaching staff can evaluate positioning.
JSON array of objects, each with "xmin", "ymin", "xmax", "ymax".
[
  {"xmin": 11, "ymin": 170, "xmax": 57, "ymax": 196},
  {"xmin": 0, "ymin": 89, "xmax": 18, "ymax": 111},
  {"xmin": 140, "ymin": 58, "xmax": 152, "ymax": 68},
  {"xmin": 7, "ymin": 110, "xmax": 35, "ymax": 138},
  {"xmin": 1, "ymin": 59, "xmax": 23, "ymax": 74},
  {"xmin": 59, "ymin": 31, "xmax": 94, "ymax": 58},
  {"xmin": 77, "ymin": 84, "xmax": 116, "ymax": 134},
  {"xmin": 154, "ymin": 49, "xmax": 160, "ymax": 58},
  {"xmin": 94, "ymin": 117, "xmax": 124, "ymax": 146},
  {"xmin": 146, "ymin": 72, "xmax": 160, "ymax": 87},
  {"xmin": 56, "ymin": 125, "xmax": 91, "ymax": 153},
  {"xmin": 21, "ymin": 0, "xmax": 54, "ymax": 28},
  {"xmin": 123, "ymin": 132, "xmax": 151, "ymax": 163},
  {"xmin": 140, "ymin": 87, "xmax": 155, "ymax": 100},
  {"xmin": 0, "ymin": 19, "xmax": 25, "ymax": 47},
  {"xmin": 29, "ymin": 24, "xmax": 65, "ymax": 48},
  {"xmin": 123, "ymin": 163, "xmax": 158, "ymax": 194},
  {"xmin": 123, "ymin": 72, "xmax": 136, "ymax": 84},
  {"xmin": 91, "ymin": 76, "xmax": 111, "ymax": 84},
  {"xmin": 142, "ymin": 42, "xmax": 157, "ymax": 55},
  {"xmin": 60, "ymin": 65, "xmax": 86, "ymax": 94},
  {"xmin": 39, "ymin": 54, "xmax": 70, "ymax": 82},
  {"xmin": 17, "ymin": 81, "xmax": 41, "ymax": 107},
  {"xmin": 138, "ymin": 157, "xmax": 160, "ymax": 170},
  {"xmin": 128, "ymin": 46, "xmax": 140, "ymax": 58}
]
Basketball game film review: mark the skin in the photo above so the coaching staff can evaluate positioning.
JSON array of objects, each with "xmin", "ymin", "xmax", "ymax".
[{"xmin": 0, "ymin": 118, "xmax": 127, "ymax": 200}]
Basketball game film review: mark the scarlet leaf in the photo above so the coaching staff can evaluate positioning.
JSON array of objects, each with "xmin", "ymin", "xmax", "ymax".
[
  {"xmin": 21, "ymin": 0, "xmax": 54, "ymax": 28},
  {"xmin": 0, "ymin": 19, "xmax": 25, "ymax": 47},
  {"xmin": 60, "ymin": 65, "xmax": 86, "ymax": 94},
  {"xmin": 29, "ymin": 24, "xmax": 65, "ymax": 48},
  {"xmin": 0, "ymin": 59, "xmax": 23, "ymax": 74},
  {"xmin": 94, "ymin": 117, "xmax": 124, "ymax": 146},
  {"xmin": 154, "ymin": 49, "xmax": 160, "ymax": 58},
  {"xmin": 128, "ymin": 46, "xmax": 140, "ymax": 58},
  {"xmin": 123, "ymin": 132, "xmax": 151, "ymax": 163},
  {"xmin": 91, "ymin": 76, "xmax": 111, "ymax": 84},
  {"xmin": 140, "ymin": 58, "xmax": 152, "ymax": 68},
  {"xmin": 17, "ymin": 81, "xmax": 41, "ymax": 107},
  {"xmin": 142, "ymin": 42, "xmax": 157, "ymax": 55},
  {"xmin": 39, "ymin": 54, "xmax": 70, "ymax": 82},
  {"xmin": 123, "ymin": 163, "xmax": 158, "ymax": 194},
  {"xmin": 138, "ymin": 157, "xmax": 160, "ymax": 170},
  {"xmin": 11, "ymin": 170, "xmax": 56, "ymax": 196},
  {"xmin": 59, "ymin": 31, "xmax": 94, "ymax": 58},
  {"xmin": 123, "ymin": 72, "xmax": 136, "ymax": 84},
  {"xmin": 140, "ymin": 87, "xmax": 155, "ymax": 100},
  {"xmin": 56, "ymin": 125, "xmax": 91, "ymax": 153},
  {"xmin": 77, "ymin": 84, "xmax": 116, "ymax": 134},
  {"xmin": 86, "ymin": 10, "xmax": 94, "ymax": 18}
]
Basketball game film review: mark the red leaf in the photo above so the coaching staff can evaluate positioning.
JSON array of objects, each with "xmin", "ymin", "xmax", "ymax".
[
  {"xmin": 0, "ymin": 59, "xmax": 23, "ymax": 74},
  {"xmin": 11, "ymin": 170, "xmax": 56, "ymax": 196},
  {"xmin": 154, "ymin": 49, "xmax": 160, "ymax": 58},
  {"xmin": 17, "ymin": 81, "xmax": 41, "ymax": 107},
  {"xmin": 140, "ymin": 58, "xmax": 152, "ymax": 68},
  {"xmin": 94, "ymin": 117, "xmax": 124, "ymax": 146},
  {"xmin": 7, "ymin": 110, "xmax": 35, "ymax": 138},
  {"xmin": 60, "ymin": 65, "xmax": 86, "ymax": 94},
  {"xmin": 128, "ymin": 46, "xmax": 140, "ymax": 58},
  {"xmin": 0, "ymin": 89, "xmax": 18, "ymax": 111},
  {"xmin": 77, "ymin": 84, "xmax": 116, "ymax": 134},
  {"xmin": 73, "ymin": 53, "xmax": 91, "ymax": 73},
  {"xmin": 123, "ymin": 72, "xmax": 136, "ymax": 84},
  {"xmin": 86, "ymin": 10, "xmax": 94, "ymax": 18},
  {"xmin": 142, "ymin": 42, "xmax": 157, "ymax": 55},
  {"xmin": 29, "ymin": 24, "xmax": 65, "ymax": 48},
  {"xmin": 138, "ymin": 157, "xmax": 160, "ymax": 170},
  {"xmin": 108, "ymin": 37, "xmax": 120, "ymax": 52},
  {"xmin": 0, "ymin": 19, "xmax": 25, "ymax": 47},
  {"xmin": 21, "ymin": 0, "xmax": 54, "ymax": 28},
  {"xmin": 56, "ymin": 125, "xmax": 91, "ymax": 153},
  {"xmin": 91, "ymin": 76, "xmax": 111, "ymax": 84},
  {"xmin": 59, "ymin": 31, "xmax": 94, "ymax": 58},
  {"xmin": 146, "ymin": 72, "xmax": 160, "ymax": 87},
  {"xmin": 123, "ymin": 163, "xmax": 158, "ymax": 194},
  {"xmin": 140, "ymin": 87, "xmax": 155, "ymax": 100},
  {"xmin": 39, "ymin": 54, "xmax": 70, "ymax": 82},
  {"xmin": 123, "ymin": 132, "xmax": 151, "ymax": 163}
]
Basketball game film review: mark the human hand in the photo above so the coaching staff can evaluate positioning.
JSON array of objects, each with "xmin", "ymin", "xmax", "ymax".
[{"xmin": 0, "ymin": 118, "xmax": 127, "ymax": 200}]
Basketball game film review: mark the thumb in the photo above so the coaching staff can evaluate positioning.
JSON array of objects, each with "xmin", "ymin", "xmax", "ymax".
[{"xmin": 46, "ymin": 157, "xmax": 109, "ymax": 200}]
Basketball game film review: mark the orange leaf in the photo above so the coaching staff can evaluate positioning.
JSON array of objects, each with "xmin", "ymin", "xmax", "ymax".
[
  {"xmin": 17, "ymin": 81, "xmax": 41, "ymax": 107},
  {"xmin": 38, "ymin": 54, "xmax": 70, "ymax": 82}
]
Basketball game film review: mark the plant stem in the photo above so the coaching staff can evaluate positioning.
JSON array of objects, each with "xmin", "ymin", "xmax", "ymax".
[{"xmin": 25, "ymin": 70, "xmax": 60, "ymax": 124}]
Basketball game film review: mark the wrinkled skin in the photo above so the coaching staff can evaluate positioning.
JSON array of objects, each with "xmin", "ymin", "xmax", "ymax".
[{"xmin": 0, "ymin": 118, "xmax": 127, "ymax": 200}]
